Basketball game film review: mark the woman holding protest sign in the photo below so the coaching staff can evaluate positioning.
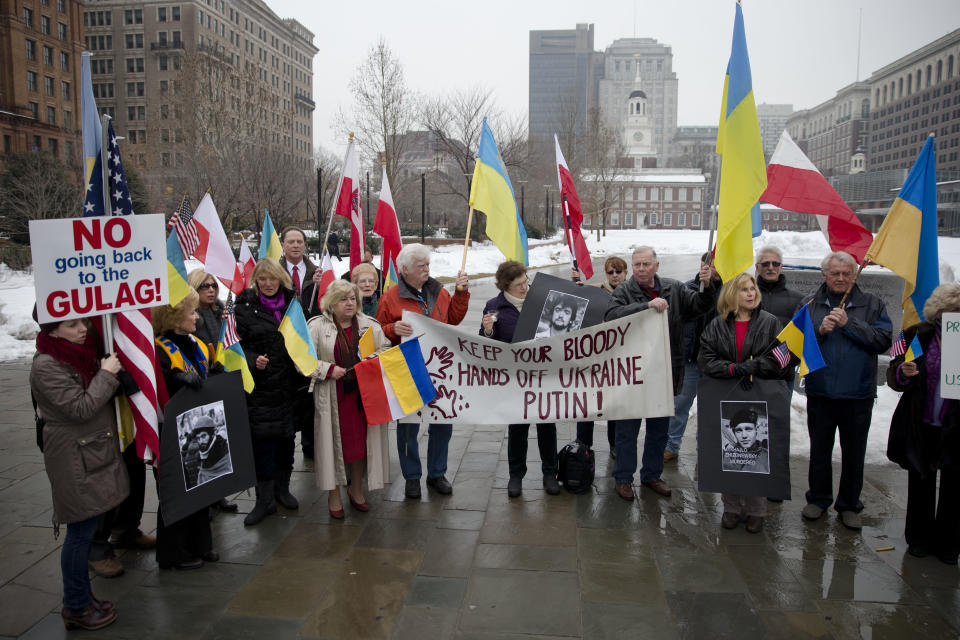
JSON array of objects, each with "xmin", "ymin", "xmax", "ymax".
[
  {"xmin": 308, "ymin": 279, "xmax": 390, "ymax": 518},
  {"xmin": 152, "ymin": 290, "xmax": 219, "ymax": 570},
  {"xmin": 234, "ymin": 258, "xmax": 302, "ymax": 525},
  {"xmin": 698, "ymin": 272, "xmax": 787, "ymax": 533},
  {"xmin": 30, "ymin": 311, "xmax": 128, "ymax": 630},
  {"xmin": 481, "ymin": 260, "xmax": 561, "ymax": 498},
  {"xmin": 886, "ymin": 283, "xmax": 960, "ymax": 565}
]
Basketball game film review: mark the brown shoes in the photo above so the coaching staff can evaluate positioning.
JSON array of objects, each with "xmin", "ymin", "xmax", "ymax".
[
  {"xmin": 745, "ymin": 515, "xmax": 764, "ymax": 533},
  {"xmin": 615, "ymin": 482, "xmax": 635, "ymax": 501},
  {"xmin": 88, "ymin": 557, "xmax": 124, "ymax": 578},
  {"xmin": 663, "ymin": 450, "xmax": 678, "ymax": 462},
  {"xmin": 721, "ymin": 512, "xmax": 740, "ymax": 529},
  {"xmin": 641, "ymin": 479, "xmax": 672, "ymax": 498},
  {"xmin": 61, "ymin": 603, "xmax": 117, "ymax": 630}
]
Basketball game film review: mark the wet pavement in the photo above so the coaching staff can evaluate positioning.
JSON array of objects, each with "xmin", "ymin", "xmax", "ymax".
[{"xmin": 1, "ymin": 255, "xmax": 958, "ymax": 639}]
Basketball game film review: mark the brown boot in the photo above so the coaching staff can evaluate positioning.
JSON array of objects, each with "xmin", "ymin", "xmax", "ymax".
[
  {"xmin": 745, "ymin": 515, "xmax": 764, "ymax": 534},
  {"xmin": 61, "ymin": 604, "xmax": 117, "ymax": 630}
]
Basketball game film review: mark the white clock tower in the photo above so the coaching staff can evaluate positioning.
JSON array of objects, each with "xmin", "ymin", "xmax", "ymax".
[{"xmin": 624, "ymin": 55, "xmax": 655, "ymax": 161}]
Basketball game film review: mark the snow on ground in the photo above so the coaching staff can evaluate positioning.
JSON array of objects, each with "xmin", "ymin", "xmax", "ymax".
[{"xmin": 6, "ymin": 229, "xmax": 960, "ymax": 466}]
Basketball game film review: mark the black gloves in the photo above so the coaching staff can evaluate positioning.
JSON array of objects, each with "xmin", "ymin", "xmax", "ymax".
[
  {"xmin": 115, "ymin": 370, "xmax": 140, "ymax": 396},
  {"xmin": 172, "ymin": 369, "xmax": 203, "ymax": 391},
  {"xmin": 732, "ymin": 360, "xmax": 761, "ymax": 378}
]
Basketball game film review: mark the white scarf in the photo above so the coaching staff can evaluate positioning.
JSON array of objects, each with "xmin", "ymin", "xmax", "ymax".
[{"xmin": 504, "ymin": 290, "xmax": 525, "ymax": 312}]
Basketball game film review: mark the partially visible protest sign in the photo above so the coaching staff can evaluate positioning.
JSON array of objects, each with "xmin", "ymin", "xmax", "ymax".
[
  {"xmin": 30, "ymin": 214, "xmax": 168, "ymax": 324},
  {"xmin": 940, "ymin": 312, "xmax": 960, "ymax": 400},
  {"xmin": 697, "ymin": 377, "xmax": 792, "ymax": 500},
  {"xmin": 401, "ymin": 310, "xmax": 674, "ymax": 425}
]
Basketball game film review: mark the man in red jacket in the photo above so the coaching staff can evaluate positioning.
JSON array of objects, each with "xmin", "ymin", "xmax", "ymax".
[{"xmin": 376, "ymin": 243, "xmax": 469, "ymax": 499}]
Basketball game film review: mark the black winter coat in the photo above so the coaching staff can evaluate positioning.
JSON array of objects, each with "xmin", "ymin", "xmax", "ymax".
[
  {"xmin": 757, "ymin": 275, "xmax": 805, "ymax": 328},
  {"xmin": 605, "ymin": 274, "xmax": 717, "ymax": 395},
  {"xmin": 886, "ymin": 321, "xmax": 959, "ymax": 477},
  {"xmin": 235, "ymin": 287, "xmax": 301, "ymax": 440},
  {"xmin": 480, "ymin": 292, "xmax": 520, "ymax": 343},
  {"xmin": 698, "ymin": 309, "xmax": 789, "ymax": 381}
]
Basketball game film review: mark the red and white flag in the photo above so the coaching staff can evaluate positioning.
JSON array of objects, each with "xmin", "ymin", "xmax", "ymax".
[
  {"xmin": 191, "ymin": 193, "xmax": 244, "ymax": 294},
  {"xmin": 313, "ymin": 252, "xmax": 337, "ymax": 308},
  {"xmin": 554, "ymin": 135, "xmax": 593, "ymax": 280},
  {"xmin": 373, "ymin": 163, "xmax": 402, "ymax": 282},
  {"xmin": 236, "ymin": 241, "xmax": 256, "ymax": 291},
  {"xmin": 332, "ymin": 139, "xmax": 365, "ymax": 270},
  {"xmin": 760, "ymin": 131, "xmax": 872, "ymax": 263}
]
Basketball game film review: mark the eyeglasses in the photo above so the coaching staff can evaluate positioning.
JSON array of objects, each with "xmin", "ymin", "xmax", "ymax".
[
  {"xmin": 606, "ymin": 269, "xmax": 624, "ymax": 275},
  {"xmin": 509, "ymin": 279, "xmax": 530, "ymax": 290},
  {"xmin": 758, "ymin": 261, "xmax": 782, "ymax": 268},
  {"xmin": 198, "ymin": 282, "xmax": 218, "ymax": 291}
]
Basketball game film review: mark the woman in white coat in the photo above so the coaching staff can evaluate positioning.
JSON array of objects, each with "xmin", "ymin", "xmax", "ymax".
[{"xmin": 308, "ymin": 279, "xmax": 391, "ymax": 519}]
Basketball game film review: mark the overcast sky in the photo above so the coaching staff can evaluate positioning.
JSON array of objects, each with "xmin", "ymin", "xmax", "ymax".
[{"xmin": 268, "ymin": 0, "xmax": 960, "ymax": 154}]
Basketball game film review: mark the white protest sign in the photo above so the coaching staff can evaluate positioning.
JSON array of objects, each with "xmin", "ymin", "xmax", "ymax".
[
  {"xmin": 30, "ymin": 214, "xmax": 168, "ymax": 323},
  {"xmin": 401, "ymin": 309, "xmax": 674, "ymax": 424},
  {"xmin": 940, "ymin": 312, "xmax": 960, "ymax": 400}
]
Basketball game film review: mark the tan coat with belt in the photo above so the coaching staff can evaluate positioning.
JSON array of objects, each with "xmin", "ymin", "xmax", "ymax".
[
  {"xmin": 308, "ymin": 312, "xmax": 391, "ymax": 491},
  {"xmin": 30, "ymin": 354, "xmax": 129, "ymax": 526}
]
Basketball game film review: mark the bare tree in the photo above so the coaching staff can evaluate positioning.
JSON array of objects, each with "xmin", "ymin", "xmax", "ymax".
[
  {"xmin": 579, "ymin": 107, "xmax": 626, "ymax": 241},
  {"xmin": 0, "ymin": 152, "xmax": 83, "ymax": 243}
]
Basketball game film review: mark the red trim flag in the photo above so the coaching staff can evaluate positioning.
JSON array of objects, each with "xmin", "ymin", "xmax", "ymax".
[
  {"xmin": 333, "ymin": 139, "xmax": 365, "ymax": 270},
  {"xmin": 313, "ymin": 251, "xmax": 337, "ymax": 308},
  {"xmin": 355, "ymin": 338, "xmax": 437, "ymax": 426},
  {"xmin": 191, "ymin": 193, "xmax": 244, "ymax": 295},
  {"xmin": 761, "ymin": 131, "xmax": 872, "ymax": 262},
  {"xmin": 236, "ymin": 241, "xmax": 256, "ymax": 291},
  {"xmin": 373, "ymin": 163, "xmax": 402, "ymax": 288},
  {"xmin": 554, "ymin": 135, "xmax": 593, "ymax": 280}
]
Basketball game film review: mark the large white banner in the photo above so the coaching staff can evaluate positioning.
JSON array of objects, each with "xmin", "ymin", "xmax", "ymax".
[
  {"xmin": 30, "ymin": 214, "xmax": 168, "ymax": 323},
  {"xmin": 401, "ymin": 309, "xmax": 674, "ymax": 424}
]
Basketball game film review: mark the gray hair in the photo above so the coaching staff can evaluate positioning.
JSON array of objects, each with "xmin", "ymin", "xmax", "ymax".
[
  {"xmin": 632, "ymin": 245, "xmax": 658, "ymax": 261},
  {"xmin": 923, "ymin": 283, "xmax": 960, "ymax": 322},
  {"xmin": 396, "ymin": 243, "xmax": 430, "ymax": 275},
  {"xmin": 756, "ymin": 245, "xmax": 783, "ymax": 263},
  {"xmin": 820, "ymin": 251, "xmax": 857, "ymax": 271},
  {"xmin": 320, "ymin": 279, "xmax": 361, "ymax": 314}
]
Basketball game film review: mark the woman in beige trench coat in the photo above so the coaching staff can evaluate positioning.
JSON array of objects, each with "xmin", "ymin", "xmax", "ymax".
[{"xmin": 308, "ymin": 279, "xmax": 391, "ymax": 518}]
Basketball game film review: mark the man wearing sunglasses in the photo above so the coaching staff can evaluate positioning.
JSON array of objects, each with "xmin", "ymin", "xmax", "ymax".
[{"xmin": 755, "ymin": 246, "xmax": 804, "ymax": 330}]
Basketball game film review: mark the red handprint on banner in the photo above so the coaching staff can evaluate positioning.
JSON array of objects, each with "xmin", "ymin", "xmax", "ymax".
[
  {"xmin": 428, "ymin": 384, "xmax": 460, "ymax": 419},
  {"xmin": 425, "ymin": 345, "xmax": 454, "ymax": 382}
]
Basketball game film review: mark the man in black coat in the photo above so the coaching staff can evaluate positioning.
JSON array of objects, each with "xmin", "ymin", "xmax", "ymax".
[
  {"xmin": 755, "ymin": 245, "xmax": 804, "ymax": 327},
  {"xmin": 604, "ymin": 246, "xmax": 716, "ymax": 501}
]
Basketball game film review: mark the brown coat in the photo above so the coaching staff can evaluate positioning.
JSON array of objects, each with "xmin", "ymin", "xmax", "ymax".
[
  {"xmin": 307, "ymin": 312, "xmax": 391, "ymax": 491},
  {"xmin": 30, "ymin": 353, "xmax": 129, "ymax": 526}
]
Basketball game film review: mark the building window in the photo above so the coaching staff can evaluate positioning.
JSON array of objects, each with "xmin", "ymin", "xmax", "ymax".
[
  {"xmin": 58, "ymin": 0, "xmax": 66, "ymax": 12},
  {"xmin": 125, "ymin": 33, "xmax": 144, "ymax": 49},
  {"xmin": 692, "ymin": 213, "xmax": 701, "ymax": 227},
  {"xmin": 58, "ymin": 22, "xmax": 67, "ymax": 40},
  {"xmin": 48, "ymin": 138, "xmax": 58, "ymax": 156},
  {"xmin": 159, "ymin": 31, "xmax": 168, "ymax": 45},
  {"xmin": 159, "ymin": 55, "xmax": 168, "ymax": 70},
  {"xmin": 63, "ymin": 110, "xmax": 71, "ymax": 128},
  {"xmin": 678, "ymin": 213, "xmax": 686, "ymax": 227},
  {"xmin": 649, "ymin": 212, "xmax": 658, "ymax": 226},
  {"xmin": 41, "ymin": 16, "xmax": 50, "ymax": 34},
  {"xmin": 61, "ymin": 81, "xmax": 70, "ymax": 99},
  {"xmin": 161, "ymin": 152, "xmax": 170, "ymax": 166},
  {"xmin": 25, "ymin": 39, "xmax": 36, "ymax": 60},
  {"xmin": 43, "ymin": 46, "xmax": 53, "ymax": 65},
  {"xmin": 664, "ymin": 212, "xmax": 672, "ymax": 226},
  {"xmin": 29, "ymin": 102, "xmax": 39, "ymax": 119},
  {"xmin": 47, "ymin": 106, "xmax": 56, "ymax": 124},
  {"xmin": 625, "ymin": 212, "xmax": 633, "ymax": 227},
  {"xmin": 611, "ymin": 212, "xmax": 619, "ymax": 226},
  {"xmin": 60, "ymin": 52, "xmax": 69, "ymax": 70},
  {"xmin": 160, "ymin": 80, "xmax": 168, "ymax": 94},
  {"xmin": 126, "ymin": 82, "xmax": 144, "ymax": 97},
  {"xmin": 44, "ymin": 76, "xmax": 55, "ymax": 96},
  {"xmin": 172, "ymin": 6, "xmax": 181, "ymax": 21},
  {"xmin": 23, "ymin": 8, "xmax": 33, "ymax": 28},
  {"xmin": 158, "ymin": 7, "xmax": 167, "ymax": 22},
  {"xmin": 127, "ymin": 105, "xmax": 146, "ymax": 120},
  {"xmin": 126, "ymin": 57, "xmax": 144, "ymax": 72}
]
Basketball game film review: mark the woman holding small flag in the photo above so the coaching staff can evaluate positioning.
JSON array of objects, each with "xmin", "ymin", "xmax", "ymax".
[
  {"xmin": 235, "ymin": 258, "xmax": 302, "ymax": 525},
  {"xmin": 308, "ymin": 280, "xmax": 391, "ymax": 518},
  {"xmin": 698, "ymin": 273, "xmax": 790, "ymax": 533},
  {"xmin": 886, "ymin": 283, "xmax": 960, "ymax": 566}
]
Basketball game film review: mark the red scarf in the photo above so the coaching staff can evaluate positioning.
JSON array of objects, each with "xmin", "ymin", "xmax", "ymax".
[{"xmin": 35, "ymin": 331, "xmax": 101, "ymax": 387}]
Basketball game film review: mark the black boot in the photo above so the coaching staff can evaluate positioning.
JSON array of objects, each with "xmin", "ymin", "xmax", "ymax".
[
  {"xmin": 243, "ymin": 481, "xmax": 277, "ymax": 526},
  {"xmin": 274, "ymin": 470, "xmax": 299, "ymax": 510}
]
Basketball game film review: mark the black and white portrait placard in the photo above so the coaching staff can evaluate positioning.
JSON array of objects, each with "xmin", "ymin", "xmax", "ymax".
[
  {"xmin": 159, "ymin": 372, "xmax": 255, "ymax": 526},
  {"xmin": 697, "ymin": 377, "xmax": 791, "ymax": 500},
  {"xmin": 513, "ymin": 272, "xmax": 611, "ymax": 342}
]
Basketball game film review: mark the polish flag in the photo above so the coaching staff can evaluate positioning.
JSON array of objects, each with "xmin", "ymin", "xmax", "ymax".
[
  {"xmin": 191, "ymin": 193, "xmax": 243, "ymax": 293},
  {"xmin": 314, "ymin": 252, "xmax": 337, "ymax": 307},
  {"xmin": 554, "ymin": 135, "xmax": 593, "ymax": 280},
  {"xmin": 333, "ymin": 139, "xmax": 365, "ymax": 270},
  {"xmin": 373, "ymin": 163, "xmax": 402, "ymax": 282},
  {"xmin": 236, "ymin": 241, "xmax": 256, "ymax": 290},
  {"xmin": 760, "ymin": 131, "xmax": 873, "ymax": 263}
]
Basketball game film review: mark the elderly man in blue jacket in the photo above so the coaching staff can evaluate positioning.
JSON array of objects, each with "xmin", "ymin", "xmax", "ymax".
[{"xmin": 800, "ymin": 251, "xmax": 892, "ymax": 531}]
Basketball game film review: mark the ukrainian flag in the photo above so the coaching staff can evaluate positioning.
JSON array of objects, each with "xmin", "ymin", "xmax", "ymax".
[
  {"xmin": 777, "ymin": 306, "xmax": 826, "ymax": 378},
  {"xmin": 715, "ymin": 2, "xmax": 767, "ymax": 281},
  {"xmin": 383, "ymin": 256, "xmax": 399, "ymax": 292},
  {"xmin": 81, "ymin": 52, "xmax": 101, "ymax": 185},
  {"xmin": 355, "ymin": 337, "xmax": 437, "ymax": 425},
  {"xmin": 865, "ymin": 135, "xmax": 938, "ymax": 328},
  {"xmin": 166, "ymin": 230, "xmax": 192, "ymax": 307},
  {"xmin": 904, "ymin": 334, "xmax": 924, "ymax": 363},
  {"xmin": 278, "ymin": 298, "xmax": 319, "ymax": 376},
  {"xmin": 259, "ymin": 210, "xmax": 283, "ymax": 260},
  {"xmin": 469, "ymin": 118, "xmax": 528, "ymax": 265}
]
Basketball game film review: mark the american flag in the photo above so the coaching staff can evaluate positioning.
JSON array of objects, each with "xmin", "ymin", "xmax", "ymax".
[
  {"xmin": 170, "ymin": 195, "xmax": 200, "ymax": 257},
  {"xmin": 222, "ymin": 294, "xmax": 241, "ymax": 347},
  {"xmin": 83, "ymin": 120, "xmax": 161, "ymax": 461},
  {"xmin": 890, "ymin": 330, "xmax": 907, "ymax": 358},
  {"xmin": 772, "ymin": 342, "xmax": 792, "ymax": 369}
]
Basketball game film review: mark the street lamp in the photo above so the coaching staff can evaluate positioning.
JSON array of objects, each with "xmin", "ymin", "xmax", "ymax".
[
  {"xmin": 420, "ymin": 172, "xmax": 426, "ymax": 243},
  {"xmin": 517, "ymin": 179, "xmax": 527, "ymax": 223}
]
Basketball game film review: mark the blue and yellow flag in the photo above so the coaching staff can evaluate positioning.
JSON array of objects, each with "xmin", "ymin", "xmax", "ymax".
[
  {"xmin": 81, "ymin": 52, "xmax": 101, "ymax": 185},
  {"xmin": 214, "ymin": 296, "xmax": 254, "ymax": 392},
  {"xmin": 776, "ymin": 306, "xmax": 826, "ymax": 378},
  {"xmin": 278, "ymin": 298, "xmax": 319, "ymax": 376},
  {"xmin": 715, "ymin": 2, "xmax": 767, "ymax": 281},
  {"xmin": 469, "ymin": 118, "xmax": 528, "ymax": 265},
  {"xmin": 865, "ymin": 136, "xmax": 938, "ymax": 328},
  {"xmin": 166, "ymin": 229, "xmax": 191, "ymax": 307},
  {"xmin": 905, "ymin": 334, "xmax": 924, "ymax": 363},
  {"xmin": 383, "ymin": 256, "xmax": 399, "ymax": 292},
  {"xmin": 259, "ymin": 210, "xmax": 283, "ymax": 260}
]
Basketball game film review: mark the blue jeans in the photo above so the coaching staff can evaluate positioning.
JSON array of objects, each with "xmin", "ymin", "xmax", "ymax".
[
  {"xmin": 667, "ymin": 363, "xmax": 700, "ymax": 454},
  {"xmin": 397, "ymin": 423, "xmax": 452, "ymax": 480},
  {"xmin": 613, "ymin": 416, "xmax": 670, "ymax": 484},
  {"xmin": 63, "ymin": 515, "xmax": 100, "ymax": 609}
]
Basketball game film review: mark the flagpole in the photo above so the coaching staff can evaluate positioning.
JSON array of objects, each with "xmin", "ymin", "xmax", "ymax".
[
  {"xmin": 458, "ymin": 207, "xmax": 474, "ymax": 291},
  {"xmin": 560, "ymin": 196, "xmax": 580, "ymax": 282},
  {"xmin": 838, "ymin": 258, "xmax": 870, "ymax": 309},
  {"xmin": 312, "ymin": 133, "xmax": 354, "ymax": 313},
  {"xmin": 701, "ymin": 165, "xmax": 721, "ymax": 293}
]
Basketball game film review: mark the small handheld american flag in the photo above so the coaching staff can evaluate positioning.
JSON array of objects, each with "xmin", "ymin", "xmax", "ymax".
[
  {"xmin": 890, "ymin": 331, "xmax": 906, "ymax": 358},
  {"xmin": 772, "ymin": 342, "xmax": 792, "ymax": 369},
  {"xmin": 170, "ymin": 194, "xmax": 199, "ymax": 257}
]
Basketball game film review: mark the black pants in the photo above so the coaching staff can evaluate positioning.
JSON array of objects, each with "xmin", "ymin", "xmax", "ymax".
[
  {"xmin": 906, "ymin": 466, "xmax": 960, "ymax": 556},
  {"xmin": 252, "ymin": 435, "xmax": 296, "ymax": 482},
  {"xmin": 89, "ymin": 444, "xmax": 146, "ymax": 560},
  {"xmin": 155, "ymin": 508, "xmax": 213, "ymax": 567},
  {"xmin": 805, "ymin": 396, "xmax": 873, "ymax": 513},
  {"xmin": 292, "ymin": 388, "xmax": 315, "ymax": 459},
  {"xmin": 575, "ymin": 420, "xmax": 616, "ymax": 450},
  {"xmin": 507, "ymin": 424, "xmax": 558, "ymax": 479}
]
